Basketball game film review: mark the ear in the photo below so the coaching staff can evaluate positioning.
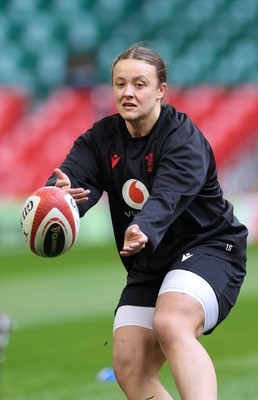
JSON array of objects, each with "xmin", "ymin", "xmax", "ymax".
[{"xmin": 157, "ymin": 83, "xmax": 167, "ymax": 100}]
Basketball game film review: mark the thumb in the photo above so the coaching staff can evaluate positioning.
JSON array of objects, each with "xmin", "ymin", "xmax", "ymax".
[
  {"xmin": 128, "ymin": 224, "xmax": 140, "ymax": 236},
  {"xmin": 54, "ymin": 168, "xmax": 65, "ymax": 180},
  {"xmin": 53, "ymin": 168, "xmax": 71, "ymax": 189}
]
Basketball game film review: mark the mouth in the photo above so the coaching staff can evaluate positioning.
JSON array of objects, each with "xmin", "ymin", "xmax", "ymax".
[{"xmin": 122, "ymin": 102, "xmax": 137, "ymax": 110}]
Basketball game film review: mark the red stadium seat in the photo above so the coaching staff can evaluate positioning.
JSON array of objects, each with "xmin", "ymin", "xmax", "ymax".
[
  {"xmin": 198, "ymin": 85, "xmax": 258, "ymax": 167},
  {"xmin": 0, "ymin": 87, "xmax": 29, "ymax": 138}
]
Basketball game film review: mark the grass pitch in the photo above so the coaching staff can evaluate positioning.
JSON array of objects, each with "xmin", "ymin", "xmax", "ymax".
[{"xmin": 0, "ymin": 244, "xmax": 258, "ymax": 399}]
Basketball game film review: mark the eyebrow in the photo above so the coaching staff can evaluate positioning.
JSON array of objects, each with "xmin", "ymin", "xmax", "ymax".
[{"xmin": 114, "ymin": 75, "xmax": 149, "ymax": 81}]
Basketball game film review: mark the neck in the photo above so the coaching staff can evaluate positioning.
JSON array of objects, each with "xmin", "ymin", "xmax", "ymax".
[{"xmin": 125, "ymin": 107, "xmax": 161, "ymax": 138}]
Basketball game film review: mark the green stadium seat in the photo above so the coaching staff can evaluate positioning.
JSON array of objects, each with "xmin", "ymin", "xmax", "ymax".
[
  {"xmin": 66, "ymin": 14, "xmax": 99, "ymax": 52},
  {"xmin": 184, "ymin": 0, "xmax": 221, "ymax": 26},
  {"xmin": 231, "ymin": 38, "xmax": 258, "ymax": 67},
  {"xmin": 0, "ymin": 0, "xmax": 8, "ymax": 11},
  {"xmin": 141, "ymin": 0, "xmax": 183, "ymax": 27},
  {"xmin": 0, "ymin": 16, "xmax": 12, "ymax": 42},
  {"xmin": 97, "ymin": 37, "xmax": 131, "ymax": 82},
  {"xmin": 212, "ymin": 37, "xmax": 258, "ymax": 84},
  {"xmin": 6, "ymin": 0, "xmax": 47, "ymax": 22},
  {"xmin": 0, "ymin": 43, "xmax": 22, "ymax": 80},
  {"xmin": 36, "ymin": 48, "xmax": 67, "ymax": 88},
  {"xmin": 19, "ymin": 14, "xmax": 64, "ymax": 55},
  {"xmin": 246, "ymin": 66, "xmax": 258, "ymax": 83},
  {"xmin": 154, "ymin": 26, "xmax": 189, "ymax": 61},
  {"xmin": 198, "ymin": 12, "xmax": 242, "ymax": 42},
  {"xmin": 171, "ymin": 52, "xmax": 204, "ymax": 85},
  {"xmin": 228, "ymin": 0, "xmax": 258, "ymax": 25},
  {"xmin": 212, "ymin": 58, "xmax": 242, "ymax": 85},
  {"xmin": 185, "ymin": 38, "xmax": 219, "ymax": 69},
  {"xmin": 50, "ymin": 0, "xmax": 93, "ymax": 22},
  {"xmin": 93, "ymin": 0, "xmax": 130, "ymax": 27},
  {"xmin": 111, "ymin": 13, "xmax": 147, "ymax": 46},
  {"xmin": 242, "ymin": 21, "xmax": 258, "ymax": 40}
]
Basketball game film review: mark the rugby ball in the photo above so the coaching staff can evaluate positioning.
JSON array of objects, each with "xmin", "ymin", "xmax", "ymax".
[{"xmin": 20, "ymin": 186, "xmax": 80, "ymax": 257}]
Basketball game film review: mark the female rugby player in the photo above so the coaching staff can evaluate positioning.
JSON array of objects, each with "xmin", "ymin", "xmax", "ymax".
[{"xmin": 47, "ymin": 43, "xmax": 248, "ymax": 400}]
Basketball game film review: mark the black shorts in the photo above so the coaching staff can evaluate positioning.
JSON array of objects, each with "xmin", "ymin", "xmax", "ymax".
[{"xmin": 116, "ymin": 247, "xmax": 246, "ymax": 334}]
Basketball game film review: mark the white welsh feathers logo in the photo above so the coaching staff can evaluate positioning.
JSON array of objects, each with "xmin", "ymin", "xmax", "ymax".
[{"xmin": 122, "ymin": 179, "xmax": 149, "ymax": 210}]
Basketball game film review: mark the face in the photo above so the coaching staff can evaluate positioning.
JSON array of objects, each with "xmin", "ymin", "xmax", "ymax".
[{"xmin": 112, "ymin": 59, "xmax": 166, "ymax": 131}]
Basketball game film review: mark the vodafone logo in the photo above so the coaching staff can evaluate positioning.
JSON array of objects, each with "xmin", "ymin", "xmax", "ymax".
[{"xmin": 122, "ymin": 179, "xmax": 149, "ymax": 210}]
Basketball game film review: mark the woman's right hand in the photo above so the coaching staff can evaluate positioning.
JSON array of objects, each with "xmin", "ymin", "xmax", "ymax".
[
  {"xmin": 120, "ymin": 224, "xmax": 148, "ymax": 257},
  {"xmin": 54, "ymin": 168, "xmax": 90, "ymax": 204}
]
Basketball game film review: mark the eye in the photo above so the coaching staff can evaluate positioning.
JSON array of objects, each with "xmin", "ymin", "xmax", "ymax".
[
  {"xmin": 135, "ymin": 82, "xmax": 144, "ymax": 88},
  {"xmin": 115, "ymin": 82, "xmax": 125, "ymax": 88}
]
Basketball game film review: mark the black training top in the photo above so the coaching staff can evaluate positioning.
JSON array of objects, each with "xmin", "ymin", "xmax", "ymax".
[{"xmin": 46, "ymin": 104, "xmax": 248, "ymax": 282}]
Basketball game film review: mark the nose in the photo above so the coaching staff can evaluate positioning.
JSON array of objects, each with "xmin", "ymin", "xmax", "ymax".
[{"xmin": 124, "ymin": 83, "xmax": 134, "ymax": 97}]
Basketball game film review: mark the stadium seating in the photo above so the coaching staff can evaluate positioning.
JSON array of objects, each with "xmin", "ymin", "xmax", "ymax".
[
  {"xmin": 0, "ymin": 84, "xmax": 257, "ymax": 198},
  {"xmin": 0, "ymin": 0, "xmax": 257, "ymax": 93},
  {"xmin": 0, "ymin": 0, "xmax": 257, "ymax": 198}
]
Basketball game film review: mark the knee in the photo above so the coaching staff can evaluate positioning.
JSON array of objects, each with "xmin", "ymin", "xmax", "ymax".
[
  {"xmin": 153, "ymin": 294, "xmax": 205, "ymax": 348},
  {"xmin": 113, "ymin": 338, "xmax": 161, "ymax": 391},
  {"xmin": 113, "ymin": 345, "xmax": 137, "ymax": 388},
  {"xmin": 153, "ymin": 311, "xmax": 182, "ymax": 349}
]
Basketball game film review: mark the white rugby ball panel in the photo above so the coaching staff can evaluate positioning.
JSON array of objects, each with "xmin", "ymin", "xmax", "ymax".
[
  {"xmin": 20, "ymin": 195, "xmax": 41, "ymax": 246},
  {"xmin": 32, "ymin": 208, "xmax": 73, "ymax": 257}
]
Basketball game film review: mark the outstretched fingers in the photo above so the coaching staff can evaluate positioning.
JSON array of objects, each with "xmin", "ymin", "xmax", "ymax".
[{"xmin": 53, "ymin": 168, "xmax": 90, "ymax": 204}]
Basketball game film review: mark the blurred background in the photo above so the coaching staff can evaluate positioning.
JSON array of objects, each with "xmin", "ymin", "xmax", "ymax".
[
  {"xmin": 0, "ymin": 1, "xmax": 258, "ymax": 398},
  {"xmin": 0, "ymin": 0, "xmax": 257, "ymax": 250}
]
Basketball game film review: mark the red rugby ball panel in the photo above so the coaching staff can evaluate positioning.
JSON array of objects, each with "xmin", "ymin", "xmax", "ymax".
[{"xmin": 20, "ymin": 186, "xmax": 80, "ymax": 257}]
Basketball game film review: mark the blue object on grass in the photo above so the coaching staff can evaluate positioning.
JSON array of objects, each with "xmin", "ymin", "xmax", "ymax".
[{"xmin": 96, "ymin": 367, "xmax": 116, "ymax": 382}]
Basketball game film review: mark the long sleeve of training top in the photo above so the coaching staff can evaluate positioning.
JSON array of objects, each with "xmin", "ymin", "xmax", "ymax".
[{"xmin": 46, "ymin": 127, "xmax": 105, "ymax": 215}]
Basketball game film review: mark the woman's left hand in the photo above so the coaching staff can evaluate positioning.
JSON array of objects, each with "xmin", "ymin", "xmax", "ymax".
[
  {"xmin": 54, "ymin": 168, "xmax": 90, "ymax": 204},
  {"xmin": 120, "ymin": 224, "xmax": 148, "ymax": 257}
]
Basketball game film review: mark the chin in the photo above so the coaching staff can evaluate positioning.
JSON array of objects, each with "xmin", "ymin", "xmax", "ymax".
[{"xmin": 121, "ymin": 111, "xmax": 140, "ymax": 122}]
